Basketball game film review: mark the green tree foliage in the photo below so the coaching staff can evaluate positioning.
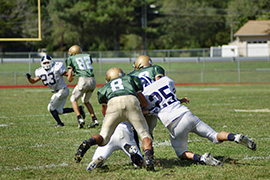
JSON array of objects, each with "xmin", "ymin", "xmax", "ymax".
[{"xmin": 0, "ymin": 0, "xmax": 269, "ymax": 52}]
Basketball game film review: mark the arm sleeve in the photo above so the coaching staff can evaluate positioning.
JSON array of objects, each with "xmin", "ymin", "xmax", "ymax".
[
  {"xmin": 65, "ymin": 57, "xmax": 73, "ymax": 69},
  {"xmin": 154, "ymin": 65, "xmax": 165, "ymax": 78},
  {"xmin": 132, "ymin": 76, "xmax": 143, "ymax": 93},
  {"xmin": 97, "ymin": 88, "xmax": 107, "ymax": 104},
  {"xmin": 59, "ymin": 62, "xmax": 66, "ymax": 75}
]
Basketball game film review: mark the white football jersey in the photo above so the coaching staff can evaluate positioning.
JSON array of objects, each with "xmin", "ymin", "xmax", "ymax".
[
  {"xmin": 35, "ymin": 62, "xmax": 67, "ymax": 91},
  {"xmin": 143, "ymin": 76, "xmax": 190, "ymax": 127}
]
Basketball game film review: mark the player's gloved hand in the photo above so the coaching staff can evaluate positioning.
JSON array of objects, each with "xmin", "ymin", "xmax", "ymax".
[
  {"xmin": 148, "ymin": 107, "xmax": 160, "ymax": 115},
  {"xmin": 25, "ymin": 73, "xmax": 31, "ymax": 79}
]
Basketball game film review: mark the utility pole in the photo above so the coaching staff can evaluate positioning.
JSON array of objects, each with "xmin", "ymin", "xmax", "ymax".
[{"xmin": 142, "ymin": 0, "xmax": 147, "ymax": 54}]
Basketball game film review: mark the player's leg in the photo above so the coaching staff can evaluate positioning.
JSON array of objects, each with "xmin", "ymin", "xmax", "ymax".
[
  {"xmin": 81, "ymin": 77, "xmax": 98, "ymax": 128},
  {"xmin": 70, "ymin": 80, "xmax": 85, "ymax": 128},
  {"xmin": 75, "ymin": 100, "xmax": 122, "ymax": 163},
  {"xmin": 190, "ymin": 112, "xmax": 256, "ymax": 151},
  {"xmin": 169, "ymin": 112, "xmax": 222, "ymax": 166},
  {"xmin": 56, "ymin": 87, "xmax": 74, "ymax": 115},
  {"xmin": 144, "ymin": 114, "xmax": 157, "ymax": 156},
  {"xmin": 48, "ymin": 92, "xmax": 65, "ymax": 127},
  {"xmin": 125, "ymin": 95, "xmax": 154, "ymax": 171},
  {"xmin": 120, "ymin": 122, "xmax": 144, "ymax": 167},
  {"xmin": 217, "ymin": 131, "xmax": 256, "ymax": 151},
  {"xmin": 87, "ymin": 132, "xmax": 119, "ymax": 170}
]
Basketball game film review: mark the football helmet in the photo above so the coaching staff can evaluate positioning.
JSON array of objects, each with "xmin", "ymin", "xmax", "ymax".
[
  {"xmin": 68, "ymin": 45, "xmax": 82, "ymax": 56},
  {"xmin": 133, "ymin": 55, "xmax": 152, "ymax": 70},
  {"xmin": 106, "ymin": 67, "xmax": 125, "ymax": 82},
  {"xmin": 41, "ymin": 55, "xmax": 53, "ymax": 70}
]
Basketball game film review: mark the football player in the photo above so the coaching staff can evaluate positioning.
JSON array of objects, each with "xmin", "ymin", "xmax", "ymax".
[
  {"xmin": 74, "ymin": 67, "xmax": 155, "ymax": 171},
  {"xmin": 86, "ymin": 121, "xmax": 144, "ymax": 171},
  {"xmin": 128, "ymin": 55, "xmax": 165, "ymax": 152},
  {"xmin": 66, "ymin": 45, "xmax": 98, "ymax": 129},
  {"xmin": 26, "ymin": 55, "xmax": 84, "ymax": 127},
  {"xmin": 142, "ymin": 76, "xmax": 257, "ymax": 166}
]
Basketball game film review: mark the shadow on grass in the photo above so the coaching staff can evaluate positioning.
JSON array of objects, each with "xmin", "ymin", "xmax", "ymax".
[{"xmin": 89, "ymin": 156, "xmax": 253, "ymax": 173}]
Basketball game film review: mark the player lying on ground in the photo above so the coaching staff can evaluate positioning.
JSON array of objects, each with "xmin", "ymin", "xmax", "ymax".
[
  {"xmin": 142, "ymin": 76, "xmax": 257, "ymax": 166},
  {"xmin": 74, "ymin": 67, "xmax": 155, "ymax": 171},
  {"xmin": 26, "ymin": 55, "xmax": 85, "ymax": 127},
  {"xmin": 86, "ymin": 121, "xmax": 144, "ymax": 171}
]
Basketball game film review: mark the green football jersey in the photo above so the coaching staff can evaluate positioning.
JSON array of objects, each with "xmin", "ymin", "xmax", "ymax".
[
  {"xmin": 128, "ymin": 65, "xmax": 165, "ymax": 88},
  {"xmin": 98, "ymin": 75, "xmax": 143, "ymax": 104},
  {"xmin": 66, "ymin": 53, "xmax": 94, "ymax": 77}
]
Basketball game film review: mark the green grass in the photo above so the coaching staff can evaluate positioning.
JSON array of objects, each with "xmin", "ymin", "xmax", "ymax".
[
  {"xmin": 0, "ymin": 60, "xmax": 270, "ymax": 85},
  {"xmin": 0, "ymin": 84, "xmax": 269, "ymax": 179}
]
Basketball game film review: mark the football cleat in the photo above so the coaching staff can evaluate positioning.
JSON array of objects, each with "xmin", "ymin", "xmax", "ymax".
[
  {"xmin": 88, "ymin": 120, "xmax": 99, "ymax": 128},
  {"xmin": 200, "ymin": 153, "xmax": 223, "ymax": 166},
  {"xmin": 54, "ymin": 123, "xmax": 64, "ymax": 127},
  {"xmin": 124, "ymin": 144, "xmax": 144, "ymax": 167},
  {"xmin": 88, "ymin": 117, "xmax": 99, "ymax": 128},
  {"xmin": 74, "ymin": 140, "xmax": 91, "ymax": 163},
  {"xmin": 86, "ymin": 156, "xmax": 105, "ymax": 171},
  {"xmin": 145, "ymin": 154, "xmax": 155, "ymax": 171},
  {"xmin": 234, "ymin": 134, "xmax": 256, "ymax": 151},
  {"xmin": 78, "ymin": 118, "xmax": 85, "ymax": 129},
  {"xmin": 79, "ymin": 106, "xmax": 86, "ymax": 119}
]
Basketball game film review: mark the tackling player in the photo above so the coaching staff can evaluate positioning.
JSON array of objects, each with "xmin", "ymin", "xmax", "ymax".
[
  {"xmin": 26, "ymin": 55, "xmax": 83, "ymax": 127},
  {"xmin": 142, "ymin": 76, "xmax": 257, "ymax": 166},
  {"xmin": 128, "ymin": 55, "xmax": 165, "ymax": 146},
  {"xmin": 66, "ymin": 45, "xmax": 98, "ymax": 129},
  {"xmin": 74, "ymin": 67, "xmax": 155, "ymax": 171}
]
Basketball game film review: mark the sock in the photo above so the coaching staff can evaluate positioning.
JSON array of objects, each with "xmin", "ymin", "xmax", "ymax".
[
  {"xmin": 193, "ymin": 154, "xmax": 201, "ymax": 161},
  {"xmin": 227, "ymin": 133, "xmax": 235, "ymax": 141},
  {"xmin": 92, "ymin": 116, "xmax": 97, "ymax": 121},
  {"xmin": 144, "ymin": 149, "xmax": 153, "ymax": 157},
  {"xmin": 87, "ymin": 137, "xmax": 97, "ymax": 146},
  {"xmin": 63, "ymin": 108, "xmax": 74, "ymax": 114},
  {"xmin": 50, "ymin": 110, "xmax": 63, "ymax": 124},
  {"xmin": 77, "ymin": 115, "xmax": 82, "ymax": 120}
]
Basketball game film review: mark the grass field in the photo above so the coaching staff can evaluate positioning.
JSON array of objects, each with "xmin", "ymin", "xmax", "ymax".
[
  {"xmin": 0, "ymin": 83, "xmax": 269, "ymax": 179},
  {"xmin": 0, "ymin": 60, "xmax": 270, "ymax": 85}
]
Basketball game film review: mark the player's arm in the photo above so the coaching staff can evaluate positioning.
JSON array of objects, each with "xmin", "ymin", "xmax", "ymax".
[
  {"xmin": 101, "ymin": 104, "xmax": 107, "ymax": 116},
  {"xmin": 25, "ymin": 73, "xmax": 41, "ymax": 84},
  {"xmin": 137, "ymin": 91, "xmax": 148, "ymax": 109},
  {"xmin": 178, "ymin": 97, "xmax": 190, "ymax": 104},
  {"xmin": 67, "ymin": 68, "xmax": 74, "ymax": 82}
]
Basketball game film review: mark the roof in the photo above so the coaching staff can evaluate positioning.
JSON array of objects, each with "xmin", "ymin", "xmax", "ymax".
[{"xmin": 234, "ymin": 20, "xmax": 270, "ymax": 37}]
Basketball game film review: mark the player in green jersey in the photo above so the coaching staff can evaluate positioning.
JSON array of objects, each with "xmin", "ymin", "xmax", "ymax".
[
  {"xmin": 74, "ymin": 67, "xmax": 155, "ymax": 171},
  {"xmin": 66, "ymin": 45, "xmax": 98, "ymax": 129},
  {"xmin": 129, "ymin": 55, "xmax": 165, "ymax": 144}
]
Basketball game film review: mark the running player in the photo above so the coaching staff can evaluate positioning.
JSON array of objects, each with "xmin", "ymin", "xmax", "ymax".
[
  {"xmin": 26, "ymin": 55, "xmax": 83, "ymax": 127},
  {"xmin": 66, "ymin": 45, "xmax": 98, "ymax": 129}
]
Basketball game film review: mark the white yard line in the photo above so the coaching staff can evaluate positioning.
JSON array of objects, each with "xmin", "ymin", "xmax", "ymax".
[
  {"xmin": 234, "ymin": 108, "xmax": 270, "ymax": 112},
  {"xmin": 176, "ymin": 87, "xmax": 220, "ymax": 91}
]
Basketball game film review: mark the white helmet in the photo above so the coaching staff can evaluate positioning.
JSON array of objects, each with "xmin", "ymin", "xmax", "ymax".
[{"xmin": 41, "ymin": 55, "xmax": 53, "ymax": 70}]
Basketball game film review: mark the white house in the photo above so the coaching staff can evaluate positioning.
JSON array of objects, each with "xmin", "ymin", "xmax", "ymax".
[{"xmin": 211, "ymin": 20, "xmax": 270, "ymax": 57}]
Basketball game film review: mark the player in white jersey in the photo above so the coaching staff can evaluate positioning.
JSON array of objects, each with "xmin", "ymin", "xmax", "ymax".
[
  {"xmin": 26, "ymin": 55, "xmax": 85, "ymax": 127},
  {"xmin": 142, "ymin": 76, "xmax": 257, "ymax": 166},
  {"xmin": 86, "ymin": 121, "xmax": 144, "ymax": 171}
]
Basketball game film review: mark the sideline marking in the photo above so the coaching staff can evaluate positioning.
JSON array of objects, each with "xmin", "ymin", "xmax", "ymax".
[{"xmin": 234, "ymin": 109, "xmax": 270, "ymax": 112}]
